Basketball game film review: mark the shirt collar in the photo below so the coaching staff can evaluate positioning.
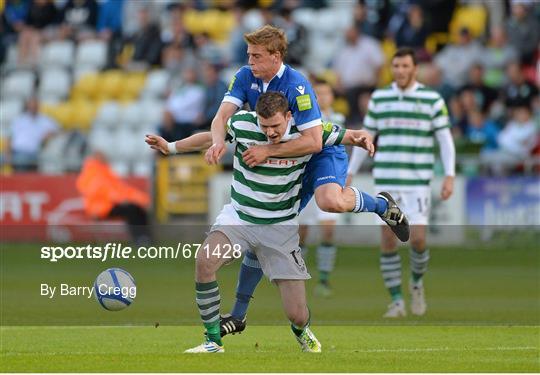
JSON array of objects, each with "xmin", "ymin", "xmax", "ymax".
[
  {"xmin": 392, "ymin": 81, "xmax": 420, "ymax": 95},
  {"xmin": 264, "ymin": 63, "xmax": 286, "ymax": 84}
]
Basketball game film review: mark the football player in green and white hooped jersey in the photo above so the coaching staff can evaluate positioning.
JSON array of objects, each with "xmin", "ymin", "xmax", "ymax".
[
  {"xmin": 145, "ymin": 91, "xmax": 375, "ymax": 353},
  {"xmin": 347, "ymin": 47, "xmax": 456, "ymax": 318}
]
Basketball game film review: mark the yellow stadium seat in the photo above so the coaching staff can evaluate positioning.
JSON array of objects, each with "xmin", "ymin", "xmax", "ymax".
[
  {"xmin": 449, "ymin": 6, "xmax": 487, "ymax": 41},
  {"xmin": 98, "ymin": 70, "xmax": 125, "ymax": 100},
  {"xmin": 45, "ymin": 102, "xmax": 75, "ymax": 130},
  {"xmin": 70, "ymin": 100, "xmax": 98, "ymax": 131},
  {"xmin": 122, "ymin": 72, "xmax": 147, "ymax": 100},
  {"xmin": 425, "ymin": 32, "xmax": 450, "ymax": 55},
  {"xmin": 71, "ymin": 72, "xmax": 100, "ymax": 100},
  {"xmin": 183, "ymin": 9, "xmax": 205, "ymax": 35}
]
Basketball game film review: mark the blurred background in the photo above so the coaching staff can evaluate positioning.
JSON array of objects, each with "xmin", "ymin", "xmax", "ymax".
[{"xmin": 0, "ymin": 0, "xmax": 539, "ymax": 239}]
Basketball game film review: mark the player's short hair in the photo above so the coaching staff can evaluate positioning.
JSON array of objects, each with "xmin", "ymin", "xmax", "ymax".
[
  {"xmin": 392, "ymin": 47, "xmax": 417, "ymax": 65},
  {"xmin": 244, "ymin": 25, "xmax": 288, "ymax": 59},
  {"xmin": 255, "ymin": 92, "xmax": 289, "ymax": 119}
]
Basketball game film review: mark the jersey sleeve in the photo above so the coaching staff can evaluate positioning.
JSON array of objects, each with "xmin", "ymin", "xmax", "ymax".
[
  {"xmin": 288, "ymin": 81, "xmax": 322, "ymax": 132},
  {"xmin": 222, "ymin": 67, "xmax": 249, "ymax": 108},
  {"xmin": 432, "ymin": 96, "xmax": 451, "ymax": 131},
  {"xmin": 363, "ymin": 99, "xmax": 378, "ymax": 132},
  {"xmin": 321, "ymin": 122, "xmax": 346, "ymax": 146},
  {"xmin": 225, "ymin": 117, "xmax": 236, "ymax": 143}
]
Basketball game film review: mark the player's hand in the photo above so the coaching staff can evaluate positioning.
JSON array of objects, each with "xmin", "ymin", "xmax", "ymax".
[
  {"xmin": 205, "ymin": 141, "xmax": 226, "ymax": 165},
  {"xmin": 145, "ymin": 134, "xmax": 169, "ymax": 155},
  {"xmin": 351, "ymin": 130, "xmax": 375, "ymax": 157},
  {"xmin": 441, "ymin": 175, "xmax": 454, "ymax": 200},
  {"xmin": 242, "ymin": 145, "xmax": 270, "ymax": 168}
]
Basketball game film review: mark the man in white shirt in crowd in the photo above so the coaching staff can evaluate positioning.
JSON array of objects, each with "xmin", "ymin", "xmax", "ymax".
[{"xmin": 6, "ymin": 96, "xmax": 58, "ymax": 171}]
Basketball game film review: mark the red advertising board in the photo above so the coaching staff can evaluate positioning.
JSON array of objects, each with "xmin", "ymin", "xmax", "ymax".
[{"xmin": 0, "ymin": 174, "xmax": 149, "ymax": 242}]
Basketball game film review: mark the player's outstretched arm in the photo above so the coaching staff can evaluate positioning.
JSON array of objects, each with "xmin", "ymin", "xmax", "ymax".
[
  {"xmin": 242, "ymin": 126, "xmax": 323, "ymax": 168},
  {"xmin": 145, "ymin": 132, "xmax": 213, "ymax": 155},
  {"xmin": 342, "ymin": 129, "xmax": 375, "ymax": 157},
  {"xmin": 206, "ymin": 102, "xmax": 238, "ymax": 164}
]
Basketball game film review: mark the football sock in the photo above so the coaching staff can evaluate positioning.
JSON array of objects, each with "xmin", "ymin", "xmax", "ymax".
[
  {"xmin": 380, "ymin": 252, "xmax": 403, "ymax": 301},
  {"xmin": 349, "ymin": 186, "xmax": 388, "ymax": 215},
  {"xmin": 231, "ymin": 251, "xmax": 263, "ymax": 320},
  {"xmin": 317, "ymin": 242, "xmax": 336, "ymax": 285},
  {"xmin": 410, "ymin": 248, "xmax": 430, "ymax": 286},
  {"xmin": 196, "ymin": 281, "xmax": 222, "ymax": 345}
]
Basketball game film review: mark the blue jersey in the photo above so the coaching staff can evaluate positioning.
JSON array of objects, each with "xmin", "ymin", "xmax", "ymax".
[
  {"xmin": 223, "ymin": 64, "xmax": 322, "ymax": 132},
  {"xmin": 222, "ymin": 63, "xmax": 348, "ymax": 212}
]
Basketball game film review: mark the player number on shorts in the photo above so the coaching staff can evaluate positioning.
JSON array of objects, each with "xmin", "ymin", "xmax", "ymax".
[{"xmin": 417, "ymin": 197, "xmax": 430, "ymax": 213}]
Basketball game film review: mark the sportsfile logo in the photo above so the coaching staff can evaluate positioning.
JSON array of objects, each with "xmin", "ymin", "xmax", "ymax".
[{"xmin": 40, "ymin": 243, "xmax": 242, "ymax": 262}]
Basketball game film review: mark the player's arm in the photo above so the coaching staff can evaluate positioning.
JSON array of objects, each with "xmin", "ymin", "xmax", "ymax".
[
  {"xmin": 433, "ymin": 98, "xmax": 456, "ymax": 200},
  {"xmin": 145, "ymin": 132, "xmax": 213, "ymax": 155},
  {"xmin": 341, "ymin": 129, "xmax": 375, "ymax": 157},
  {"xmin": 206, "ymin": 102, "xmax": 238, "ymax": 164}
]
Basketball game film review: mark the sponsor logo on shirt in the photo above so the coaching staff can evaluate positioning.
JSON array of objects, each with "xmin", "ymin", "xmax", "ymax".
[{"xmin": 296, "ymin": 94, "xmax": 312, "ymax": 111}]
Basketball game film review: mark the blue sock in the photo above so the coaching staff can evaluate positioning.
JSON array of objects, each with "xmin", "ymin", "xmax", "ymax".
[
  {"xmin": 349, "ymin": 187, "xmax": 388, "ymax": 215},
  {"xmin": 231, "ymin": 251, "xmax": 263, "ymax": 320}
]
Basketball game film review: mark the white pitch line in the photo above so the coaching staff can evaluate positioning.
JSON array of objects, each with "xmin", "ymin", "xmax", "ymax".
[{"xmin": 353, "ymin": 346, "xmax": 538, "ymax": 353}]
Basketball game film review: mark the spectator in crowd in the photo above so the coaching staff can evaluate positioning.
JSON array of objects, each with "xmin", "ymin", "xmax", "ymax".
[
  {"xmin": 354, "ymin": 0, "xmax": 393, "ymax": 40},
  {"xmin": 122, "ymin": 6, "xmax": 162, "ymax": 70},
  {"xmin": 122, "ymin": 0, "xmax": 165, "ymax": 38},
  {"xmin": 227, "ymin": 5, "xmax": 249, "ymax": 65},
  {"xmin": 193, "ymin": 32, "xmax": 223, "ymax": 66},
  {"xmin": 332, "ymin": 24, "xmax": 384, "ymax": 125},
  {"xmin": 97, "ymin": 0, "xmax": 125, "ymax": 68},
  {"xmin": 504, "ymin": 61, "xmax": 540, "ymax": 109},
  {"xmin": 481, "ymin": 25, "xmax": 518, "ymax": 89},
  {"xmin": 434, "ymin": 27, "xmax": 483, "ymax": 90},
  {"xmin": 159, "ymin": 66, "xmax": 205, "ymax": 142},
  {"xmin": 393, "ymin": 4, "xmax": 428, "ymax": 55},
  {"xmin": 274, "ymin": 5, "xmax": 308, "ymax": 66},
  {"xmin": 58, "ymin": 0, "xmax": 98, "ymax": 41},
  {"xmin": 161, "ymin": 6, "xmax": 196, "ymax": 74},
  {"xmin": 465, "ymin": 109, "xmax": 500, "ymax": 153},
  {"xmin": 459, "ymin": 64, "xmax": 499, "ymax": 115},
  {"xmin": 418, "ymin": 63, "xmax": 454, "ymax": 103},
  {"xmin": 2, "ymin": 0, "xmax": 29, "ymax": 40},
  {"xmin": 506, "ymin": 0, "xmax": 540, "ymax": 64},
  {"xmin": 5, "ymin": 96, "xmax": 59, "ymax": 171},
  {"xmin": 17, "ymin": 0, "xmax": 58, "ymax": 66},
  {"xmin": 200, "ymin": 61, "xmax": 227, "ymax": 131},
  {"xmin": 480, "ymin": 104, "xmax": 538, "ymax": 175},
  {"xmin": 76, "ymin": 151, "xmax": 151, "ymax": 245}
]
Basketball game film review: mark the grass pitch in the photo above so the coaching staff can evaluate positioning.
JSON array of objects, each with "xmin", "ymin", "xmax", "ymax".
[
  {"xmin": 1, "ymin": 237, "xmax": 539, "ymax": 372},
  {"xmin": 1, "ymin": 325, "xmax": 539, "ymax": 372}
]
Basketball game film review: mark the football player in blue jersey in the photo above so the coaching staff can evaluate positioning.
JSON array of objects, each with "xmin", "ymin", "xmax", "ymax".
[{"xmin": 203, "ymin": 25, "xmax": 409, "ymax": 336}]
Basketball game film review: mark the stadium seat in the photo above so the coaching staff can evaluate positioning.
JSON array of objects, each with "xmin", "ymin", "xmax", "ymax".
[
  {"xmin": 1, "ymin": 71, "xmax": 35, "ymax": 101},
  {"xmin": 292, "ymin": 8, "xmax": 315, "ymax": 29},
  {"xmin": 88, "ymin": 128, "xmax": 116, "ymax": 158},
  {"xmin": 71, "ymin": 72, "xmax": 100, "ymax": 100},
  {"xmin": 119, "ymin": 72, "xmax": 147, "ymax": 102},
  {"xmin": 141, "ymin": 70, "xmax": 170, "ymax": 99},
  {"xmin": 0, "ymin": 99, "xmax": 24, "ymax": 135},
  {"xmin": 94, "ymin": 101, "xmax": 121, "ymax": 129},
  {"xmin": 138, "ymin": 99, "xmax": 164, "ymax": 129},
  {"xmin": 70, "ymin": 100, "xmax": 97, "ymax": 131},
  {"xmin": 449, "ymin": 6, "xmax": 487, "ymax": 41},
  {"xmin": 119, "ymin": 103, "xmax": 143, "ymax": 129},
  {"xmin": 40, "ymin": 41, "xmax": 75, "ymax": 69},
  {"xmin": 38, "ymin": 68, "xmax": 71, "ymax": 103},
  {"xmin": 38, "ymin": 132, "xmax": 71, "ymax": 174},
  {"xmin": 76, "ymin": 40, "xmax": 107, "ymax": 70},
  {"xmin": 98, "ymin": 70, "xmax": 125, "ymax": 100}
]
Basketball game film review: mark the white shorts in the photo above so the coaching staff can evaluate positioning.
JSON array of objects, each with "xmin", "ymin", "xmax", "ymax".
[
  {"xmin": 210, "ymin": 204, "xmax": 310, "ymax": 281},
  {"xmin": 376, "ymin": 189, "xmax": 431, "ymax": 226},
  {"xmin": 298, "ymin": 198, "xmax": 339, "ymax": 225}
]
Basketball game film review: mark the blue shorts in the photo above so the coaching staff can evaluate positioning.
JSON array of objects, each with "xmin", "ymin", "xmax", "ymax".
[{"xmin": 299, "ymin": 145, "xmax": 348, "ymax": 212}]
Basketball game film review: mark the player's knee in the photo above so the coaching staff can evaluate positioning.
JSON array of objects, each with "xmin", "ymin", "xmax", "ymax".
[
  {"xmin": 195, "ymin": 256, "xmax": 216, "ymax": 279},
  {"xmin": 411, "ymin": 238, "xmax": 426, "ymax": 251}
]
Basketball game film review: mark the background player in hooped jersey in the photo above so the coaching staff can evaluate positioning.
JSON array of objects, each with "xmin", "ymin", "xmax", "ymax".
[
  {"xmin": 298, "ymin": 78, "xmax": 346, "ymax": 298},
  {"xmin": 146, "ymin": 92, "xmax": 376, "ymax": 353},
  {"xmin": 347, "ymin": 47, "xmax": 456, "ymax": 318},
  {"xmin": 204, "ymin": 25, "xmax": 409, "ymax": 337}
]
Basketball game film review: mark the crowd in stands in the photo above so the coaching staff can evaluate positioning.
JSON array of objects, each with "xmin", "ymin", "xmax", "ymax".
[{"xmin": 0, "ymin": 0, "xmax": 538, "ymax": 176}]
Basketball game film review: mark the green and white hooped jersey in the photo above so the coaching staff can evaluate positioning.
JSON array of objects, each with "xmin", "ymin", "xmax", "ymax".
[
  {"xmin": 226, "ymin": 111, "xmax": 345, "ymax": 224},
  {"xmin": 364, "ymin": 82, "xmax": 450, "ymax": 191}
]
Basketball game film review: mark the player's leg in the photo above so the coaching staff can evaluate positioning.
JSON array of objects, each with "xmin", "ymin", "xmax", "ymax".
[
  {"xmin": 221, "ymin": 250, "xmax": 262, "ymax": 336},
  {"xmin": 380, "ymin": 225, "xmax": 406, "ymax": 317},
  {"xmin": 309, "ymin": 147, "xmax": 409, "ymax": 242},
  {"xmin": 314, "ymin": 212, "xmax": 337, "ymax": 297},
  {"xmin": 409, "ymin": 225, "xmax": 429, "ymax": 315},
  {"xmin": 185, "ymin": 230, "xmax": 232, "ymax": 352},
  {"xmin": 276, "ymin": 279, "xmax": 321, "ymax": 352}
]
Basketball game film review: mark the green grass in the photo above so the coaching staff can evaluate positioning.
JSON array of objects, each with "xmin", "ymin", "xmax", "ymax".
[
  {"xmin": 1, "ymin": 326, "xmax": 539, "ymax": 372},
  {"xmin": 1, "ymin": 240, "xmax": 539, "ymax": 371}
]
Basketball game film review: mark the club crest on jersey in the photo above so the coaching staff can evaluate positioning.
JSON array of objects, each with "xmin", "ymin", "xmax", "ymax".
[
  {"xmin": 295, "ymin": 85, "xmax": 305, "ymax": 95},
  {"xmin": 251, "ymin": 83, "xmax": 260, "ymax": 91}
]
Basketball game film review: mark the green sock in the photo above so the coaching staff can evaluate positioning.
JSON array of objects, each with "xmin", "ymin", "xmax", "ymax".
[
  {"xmin": 204, "ymin": 321, "xmax": 222, "ymax": 346},
  {"xmin": 380, "ymin": 252, "xmax": 403, "ymax": 301},
  {"xmin": 319, "ymin": 270, "xmax": 330, "ymax": 285},
  {"xmin": 196, "ymin": 281, "xmax": 222, "ymax": 346}
]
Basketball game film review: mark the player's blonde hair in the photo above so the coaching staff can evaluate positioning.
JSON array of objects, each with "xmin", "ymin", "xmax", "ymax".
[{"xmin": 244, "ymin": 25, "xmax": 288, "ymax": 59}]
